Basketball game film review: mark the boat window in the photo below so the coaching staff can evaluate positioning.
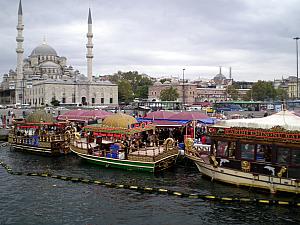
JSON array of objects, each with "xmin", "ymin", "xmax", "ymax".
[
  {"xmin": 240, "ymin": 143, "xmax": 255, "ymax": 160},
  {"xmin": 291, "ymin": 149, "xmax": 300, "ymax": 165},
  {"xmin": 277, "ymin": 147, "xmax": 290, "ymax": 164},
  {"xmin": 216, "ymin": 141, "xmax": 228, "ymax": 157},
  {"xmin": 256, "ymin": 144, "xmax": 272, "ymax": 162}
]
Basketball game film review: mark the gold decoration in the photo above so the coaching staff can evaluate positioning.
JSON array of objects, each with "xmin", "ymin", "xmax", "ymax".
[
  {"xmin": 163, "ymin": 138, "xmax": 175, "ymax": 151},
  {"xmin": 241, "ymin": 160, "xmax": 251, "ymax": 172},
  {"xmin": 277, "ymin": 166, "xmax": 287, "ymax": 178},
  {"xmin": 210, "ymin": 155, "xmax": 218, "ymax": 167}
]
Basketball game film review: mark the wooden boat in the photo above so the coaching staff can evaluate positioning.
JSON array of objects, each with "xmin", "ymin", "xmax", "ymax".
[
  {"xmin": 70, "ymin": 113, "xmax": 179, "ymax": 172},
  {"xmin": 185, "ymin": 110, "xmax": 300, "ymax": 194},
  {"xmin": 8, "ymin": 110, "xmax": 73, "ymax": 156}
]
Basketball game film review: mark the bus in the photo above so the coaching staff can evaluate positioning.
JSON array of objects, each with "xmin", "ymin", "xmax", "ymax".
[{"xmin": 213, "ymin": 101, "xmax": 262, "ymax": 112}]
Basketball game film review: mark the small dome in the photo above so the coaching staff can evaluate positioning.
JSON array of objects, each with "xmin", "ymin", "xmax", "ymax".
[
  {"xmin": 214, "ymin": 73, "xmax": 226, "ymax": 80},
  {"xmin": 77, "ymin": 74, "xmax": 88, "ymax": 81},
  {"xmin": 62, "ymin": 75, "xmax": 68, "ymax": 80},
  {"xmin": 26, "ymin": 110, "xmax": 54, "ymax": 123},
  {"xmin": 42, "ymin": 74, "xmax": 49, "ymax": 79},
  {"xmin": 30, "ymin": 43, "xmax": 57, "ymax": 56},
  {"xmin": 102, "ymin": 113, "xmax": 137, "ymax": 128},
  {"xmin": 40, "ymin": 61, "xmax": 59, "ymax": 68}
]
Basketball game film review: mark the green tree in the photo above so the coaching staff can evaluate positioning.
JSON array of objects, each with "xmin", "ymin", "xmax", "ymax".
[
  {"xmin": 109, "ymin": 71, "xmax": 154, "ymax": 102},
  {"xmin": 245, "ymin": 81, "xmax": 277, "ymax": 101},
  {"xmin": 275, "ymin": 88, "xmax": 288, "ymax": 101},
  {"xmin": 159, "ymin": 78, "xmax": 172, "ymax": 84},
  {"xmin": 118, "ymin": 80, "xmax": 134, "ymax": 104},
  {"xmin": 226, "ymin": 85, "xmax": 239, "ymax": 100},
  {"xmin": 160, "ymin": 87, "xmax": 179, "ymax": 101},
  {"xmin": 51, "ymin": 98, "xmax": 60, "ymax": 106}
]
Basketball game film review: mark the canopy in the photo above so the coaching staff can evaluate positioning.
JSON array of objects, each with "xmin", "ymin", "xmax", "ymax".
[
  {"xmin": 84, "ymin": 122, "xmax": 155, "ymax": 135},
  {"xmin": 57, "ymin": 109, "xmax": 112, "ymax": 122},
  {"xmin": 144, "ymin": 111, "xmax": 175, "ymax": 120},
  {"xmin": 215, "ymin": 110, "xmax": 300, "ymax": 131},
  {"xmin": 167, "ymin": 111, "xmax": 210, "ymax": 121},
  {"xmin": 26, "ymin": 110, "xmax": 55, "ymax": 123}
]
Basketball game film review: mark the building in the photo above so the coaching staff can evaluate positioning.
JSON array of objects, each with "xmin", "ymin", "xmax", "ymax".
[
  {"xmin": 148, "ymin": 80, "xmax": 197, "ymax": 105},
  {"xmin": 0, "ymin": 0, "xmax": 118, "ymax": 107}
]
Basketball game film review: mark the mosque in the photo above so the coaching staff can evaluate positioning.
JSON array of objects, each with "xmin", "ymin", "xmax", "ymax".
[{"xmin": 0, "ymin": 0, "xmax": 118, "ymax": 107}]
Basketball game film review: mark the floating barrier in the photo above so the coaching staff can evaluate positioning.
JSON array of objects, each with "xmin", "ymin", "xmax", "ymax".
[{"xmin": 0, "ymin": 160, "xmax": 299, "ymax": 207}]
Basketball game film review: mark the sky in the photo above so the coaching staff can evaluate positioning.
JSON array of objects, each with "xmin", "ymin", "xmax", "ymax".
[{"xmin": 0, "ymin": 0, "xmax": 300, "ymax": 81}]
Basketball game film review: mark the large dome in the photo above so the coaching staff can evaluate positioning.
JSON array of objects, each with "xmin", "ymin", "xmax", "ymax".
[
  {"xmin": 102, "ymin": 113, "xmax": 137, "ymax": 128},
  {"xmin": 30, "ymin": 43, "xmax": 57, "ymax": 57}
]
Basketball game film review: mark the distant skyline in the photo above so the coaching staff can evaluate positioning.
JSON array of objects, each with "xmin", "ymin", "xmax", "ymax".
[{"xmin": 1, "ymin": 0, "xmax": 300, "ymax": 81}]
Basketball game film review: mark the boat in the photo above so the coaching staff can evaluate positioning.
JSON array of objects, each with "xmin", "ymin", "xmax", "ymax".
[
  {"xmin": 185, "ymin": 110, "xmax": 300, "ymax": 194},
  {"xmin": 70, "ymin": 113, "xmax": 179, "ymax": 172},
  {"xmin": 8, "ymin": 110, "xmax": 74, "ymax": 156}
]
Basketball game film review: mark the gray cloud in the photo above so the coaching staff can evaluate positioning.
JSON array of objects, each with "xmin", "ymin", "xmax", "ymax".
[{"xmin": 0, "ymin": 0, "xmax": 299, "ymax": 81}]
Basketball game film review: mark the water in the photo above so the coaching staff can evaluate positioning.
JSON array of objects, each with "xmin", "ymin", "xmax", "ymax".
[{"xmin": 0, "ymin": 145, "xmax": 299, "ymax": 225}]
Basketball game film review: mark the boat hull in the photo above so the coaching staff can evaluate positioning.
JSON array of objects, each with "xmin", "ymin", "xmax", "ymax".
[
  {"xmin": 187, "ymin": 155, "xmax": 300, "ymax": 194},
  {"xmin": 70, "ymin": 146, "xmax": 178, "ymax": 173}
]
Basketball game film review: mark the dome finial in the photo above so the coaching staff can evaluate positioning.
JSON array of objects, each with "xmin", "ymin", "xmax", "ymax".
[{"xmin": 43, "ymin": 35, "xmax": 47, "ymax": 45}]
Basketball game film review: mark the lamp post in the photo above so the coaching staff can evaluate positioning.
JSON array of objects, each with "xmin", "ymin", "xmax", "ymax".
[
  {"xmin": 294, "ymin": 37, "xmax": 300, "ymax": 99},
  {"xmin": 182, "ymin": 68, "xmax": 185, "ymax": 106}
]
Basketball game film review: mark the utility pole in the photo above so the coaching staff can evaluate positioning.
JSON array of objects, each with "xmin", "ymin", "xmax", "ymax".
[
  {"xmin": 182, "ymin": 68, "xmax": 185, "ymax": 106},
  {"xmin": 294, "ymin": 37, "xmax": 300, "ymax": 99}
]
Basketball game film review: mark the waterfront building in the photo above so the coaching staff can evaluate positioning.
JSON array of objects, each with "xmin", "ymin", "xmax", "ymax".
[{"xmin": 0, "ymin": 1, "xmax": 118, "ymax": 107}]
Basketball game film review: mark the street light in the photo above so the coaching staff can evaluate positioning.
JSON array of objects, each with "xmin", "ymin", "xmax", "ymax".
[
  {"xmin": 182, "ymin": 68, "xmax": 185, "ymax": 106},
  {"xmin": 294, "ymin": 37, "xmax": 300, "ymax": 99}
]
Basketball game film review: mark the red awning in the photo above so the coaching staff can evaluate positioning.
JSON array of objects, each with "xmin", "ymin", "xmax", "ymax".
[
  {"xmin": 144, "ymin": 111, "xmax": 176, "ymax": 120},
  {"xmin": 168, "ymin": 111, "xmax": 209, "ymax": 120},
  {"xmin": 57, "ymin": 109, "xmax": 112, "ymax": 122}
]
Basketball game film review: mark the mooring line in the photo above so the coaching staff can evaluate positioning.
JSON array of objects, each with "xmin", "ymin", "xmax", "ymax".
[{"xmin": 0, "ymin": 160, "xmax": 299, "ymax": 207}]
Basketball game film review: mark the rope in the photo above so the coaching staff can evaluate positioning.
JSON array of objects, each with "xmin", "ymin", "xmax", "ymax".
[{"xmin": 0, "ymin": 160, "xmax": 299, "ymax": 207}]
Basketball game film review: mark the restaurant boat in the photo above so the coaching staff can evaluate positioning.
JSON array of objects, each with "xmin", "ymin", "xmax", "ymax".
[
  {"xmin": 70, "ymin": 113, "xmax": 179, "ymax": 172},
  {"xmin": 8, "ymin": 110, "xmax": 73, "ymax": 156},
  {"xmin": 185, "ymin": 110, "xmax": 300, "ymax": 194}
]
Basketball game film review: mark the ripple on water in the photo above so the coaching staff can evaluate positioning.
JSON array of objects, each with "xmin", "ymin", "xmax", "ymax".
[{"xmin": 1, "ymin": 147, "xmax": 300, "ymax": 225}]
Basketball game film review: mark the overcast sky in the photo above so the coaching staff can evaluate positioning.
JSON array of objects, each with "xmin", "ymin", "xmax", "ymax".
[{"xmin": 1, "ymin": 0, "xmax": 300, "ymax": 81}]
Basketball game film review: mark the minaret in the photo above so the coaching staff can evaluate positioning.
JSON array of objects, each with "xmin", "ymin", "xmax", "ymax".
[
  {"xmin": 219, "ymin": 66, "xmax": 222, "ymax": 74},
  {"xmin": 229, "ymin": 67, "xmax": 232, "ymax": 79},
  {"xmin": 86, "ymin": 8, "xmax": 93, "ymax": 82},
  {"xmin": 16, "ymin": 0, "xmax": 24, "ymax": 104}
]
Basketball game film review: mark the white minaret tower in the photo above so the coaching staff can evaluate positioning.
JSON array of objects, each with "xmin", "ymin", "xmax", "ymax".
[
  {"xmin": 86, "ymin": 8, "xmax": 93, "ymax": 82},
  {"xmin": 16, "ymin": 0, "xmax": 24, "ymax": 105}
]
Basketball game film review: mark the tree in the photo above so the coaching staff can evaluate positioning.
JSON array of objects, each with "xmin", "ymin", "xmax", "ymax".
[
  {"xmin": 51, "ymin": 98, "xmax": 60, "ymax": 106},
  {"xmin": 245, "ymin": 81, "xmax": 277, "ymax": 101},
  {"xmin": 275, "ymin": 88, "xmax": 288, "ymax": 101},
  {"xmin": 160, "ymin": 87, "xmax": 179, "ymax": 101},
  {"xmin": 159, "ymin": 78, "xmax": 171, "ymax": 84},
  {"xmin": 109, "ymin": 71, "xmax": 154, "ymax": 102},
  {"xmin": 118, "ymin": 80, "xmax": 134, "ymax": 104},
  {"xmin": 226, "ymin": 85, "xmax": 239, "ymax": 100}
]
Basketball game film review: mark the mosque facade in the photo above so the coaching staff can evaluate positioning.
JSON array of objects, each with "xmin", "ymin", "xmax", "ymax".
[{"xmin": 0, "ymin": 0, "xmax": 118, "ymax": 107}]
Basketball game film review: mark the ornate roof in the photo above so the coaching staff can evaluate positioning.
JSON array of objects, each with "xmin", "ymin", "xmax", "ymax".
[
  {"xmin": 26, "ymin": 110, "xmax": 55, "ymax": 123},
  {"xmin": 30, "ymin": 43, "xmax": 57, "ymax": 57},
  {"xmin": 102, "ymin": 113, "xmax": 137, "ymax": 128}
]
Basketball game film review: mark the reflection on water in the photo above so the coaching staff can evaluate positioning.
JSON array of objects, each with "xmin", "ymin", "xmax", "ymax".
[{"xmin": 0, "ymin": 146, "xmax": 300, "ymax": 225}]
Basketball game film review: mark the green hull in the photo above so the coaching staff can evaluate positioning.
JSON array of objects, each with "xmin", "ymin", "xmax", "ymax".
[{"xmin": 71, "ymin": 148, "xmax": 177, "ymax": 173}]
